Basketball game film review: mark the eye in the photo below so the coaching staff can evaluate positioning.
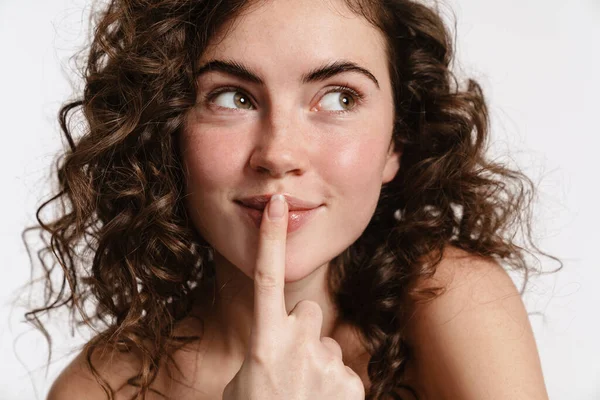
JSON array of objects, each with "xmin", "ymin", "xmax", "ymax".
[
  {"xmin": 318, "ymin": 87, "xmax": 361, "ymax": 112},
  {"xmin": 209, "ymin": 89, "xmax": 255, "ymax": 110}
]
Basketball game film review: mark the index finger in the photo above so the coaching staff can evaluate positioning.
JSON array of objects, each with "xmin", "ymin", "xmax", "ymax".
[{"xmin": 252, "ymin": 194, "xmax": 289, "ymax": 335}]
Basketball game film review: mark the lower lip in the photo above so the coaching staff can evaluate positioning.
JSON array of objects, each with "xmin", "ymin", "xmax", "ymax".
[{"xmin": 236, "ymin": 203, "xmax": 322, "ymax": 234}]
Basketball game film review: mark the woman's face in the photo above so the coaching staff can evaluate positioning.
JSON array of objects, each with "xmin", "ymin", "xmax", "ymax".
[{"xmin": 181, "ymin": 0, "xmax": 400, "ymax": 282}]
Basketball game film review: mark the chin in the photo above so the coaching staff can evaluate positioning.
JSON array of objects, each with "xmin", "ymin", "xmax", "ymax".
[
  {"xmin": 236, "ymin": 251, "xmax": 333, "ymax": 284},
  {"xmin": 215, "ymin": 238, "xmax": 342, "ymax": 285},
  {"xmin": 281, "ymin": 256, "xmax": 330, "ymax": 283},
  {"xmin": 208, "ymin": 202, "xmax": 376, "ymax": 286}
]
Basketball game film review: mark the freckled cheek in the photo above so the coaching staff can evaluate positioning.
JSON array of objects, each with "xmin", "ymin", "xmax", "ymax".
[
  {"xmin": 182, "ymin": 133, "xmax": 246, "ymax": 192},
  {"xmin": 319, "ymin": 138, "xmax": 387, "ymax": 190},
  {"xmin": 318, "ymin": 137, "xmax": 388, "ymax": 231}
]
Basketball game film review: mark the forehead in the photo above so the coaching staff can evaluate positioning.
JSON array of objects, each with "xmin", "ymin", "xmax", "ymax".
[{"xmin": 200, "ymin": 0, "xmax": 389, "ymax": 83}]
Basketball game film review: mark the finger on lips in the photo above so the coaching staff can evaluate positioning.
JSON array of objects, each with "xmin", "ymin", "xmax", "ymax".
[{"xmin": 253, "ymin": 194, "xmax": 288, "ymax": 334}]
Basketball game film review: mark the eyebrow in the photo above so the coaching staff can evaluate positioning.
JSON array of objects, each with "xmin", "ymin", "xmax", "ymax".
[{"xmin": 195, "ymin": 59, "xmax": 380, "ymax": 89}]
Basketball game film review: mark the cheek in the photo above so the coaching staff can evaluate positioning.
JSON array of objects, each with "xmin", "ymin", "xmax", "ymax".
[
  {"xmin": 181, "ymin": 129, "xmax": 245, "ymax": 190},
  {"xmin": 317, "ymin": 121, "xmax": 393, "ymax": 230},
  {"xmin": 319, "ymin": 135, "xmax": 388, "ymax": 189}
]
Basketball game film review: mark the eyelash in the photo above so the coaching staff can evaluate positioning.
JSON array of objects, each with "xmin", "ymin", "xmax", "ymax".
[{"xmin": 203, "ymin": 84, "xmax": 365, "ymax": 114}]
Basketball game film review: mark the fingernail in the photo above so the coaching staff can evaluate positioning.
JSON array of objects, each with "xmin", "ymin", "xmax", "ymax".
[{"xmin": 268, "ymin": 194, "xmax": 286, "ymax": 220}]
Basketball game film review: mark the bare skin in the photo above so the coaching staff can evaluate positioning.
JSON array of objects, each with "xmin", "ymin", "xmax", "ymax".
[
  {"xmin": 46, "ymin": 0, "xmax": 549, "ymax": 398},
  {"xmin": 47, "ymin": 243, "xmax": 547, "ymax": 400},
  {"xmin": 172, "ymin": 0, "xmax": 400, "ymax": 396},
  {"xmin": 178, "ymin": 0, "xmax": 400, "ymax": 370}
]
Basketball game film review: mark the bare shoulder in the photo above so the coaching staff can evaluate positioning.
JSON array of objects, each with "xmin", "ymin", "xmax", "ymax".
[
  {"xmin": 47, "ymin": 344, "xmax": 142, "ymax": 400},
  {"xmin": 405, "ymin": 245, "xmax": 549, "ymax": 400},
  {"xmin": 412, "ymin": 245, "xmax": 520, "ymax": 307},
  {"xmin": 47, "ymin": 316, "xmax": 210, "ymax": 400}
]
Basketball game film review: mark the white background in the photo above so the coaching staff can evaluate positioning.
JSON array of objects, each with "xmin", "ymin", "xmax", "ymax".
[{"xmin": 1, "ymin": 0, "xmax": 599, "ymax": 399}]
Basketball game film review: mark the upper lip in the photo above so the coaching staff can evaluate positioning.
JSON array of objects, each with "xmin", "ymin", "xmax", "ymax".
[{"xmin": 236, "ymin": 194, "xmax": 322, "ymax": 211}]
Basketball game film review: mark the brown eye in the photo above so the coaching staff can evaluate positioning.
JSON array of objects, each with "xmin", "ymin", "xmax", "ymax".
[
  {"xmin": 211, "ymin": 90, "xmax": 254, "ymax": 110},
  {"xmin": 339, "ymin": 93, "xmax": 355, "ymax": 109},
  {"xmin": 233, "ymin": 92, "xmax": 252, "ymax": 109},
  {"xmin": 320, "ymin": 91, "xmax": 357, "ymax": 111}
]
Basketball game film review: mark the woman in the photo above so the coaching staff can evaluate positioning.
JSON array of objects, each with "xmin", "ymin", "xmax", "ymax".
[{"xmin": 25, "ymin": 0, "xmax": 557, "ymax": 398}]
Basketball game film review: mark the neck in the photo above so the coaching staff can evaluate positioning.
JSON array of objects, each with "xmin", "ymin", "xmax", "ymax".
[{"xmin": 192, "ymin": 251, "xmax": 341, "ymax": 363}]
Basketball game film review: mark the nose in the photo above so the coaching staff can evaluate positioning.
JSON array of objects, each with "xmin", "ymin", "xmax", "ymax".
[{"xmin": 248, "ymin": 112, "xmax": 310, "ymax": 178}]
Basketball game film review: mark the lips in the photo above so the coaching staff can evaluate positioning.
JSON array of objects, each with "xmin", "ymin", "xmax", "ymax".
[
  {"xmin": 235, "ymin": 194, "xmax": 323, "ymax": 233},
  {"xmin": 236, "ymin": 194, "xmax": 321, "ymax": 212}
]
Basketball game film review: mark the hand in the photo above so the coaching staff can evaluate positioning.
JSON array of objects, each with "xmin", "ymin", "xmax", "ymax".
[{"xmin": 222, "ymin": 194, "xmax": 365, "ymax": 400}]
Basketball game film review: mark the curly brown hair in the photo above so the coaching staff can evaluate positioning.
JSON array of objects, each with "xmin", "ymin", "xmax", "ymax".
[{"xmin": 22, "ymin": 0, "xmax": 560, "ymax": 399}]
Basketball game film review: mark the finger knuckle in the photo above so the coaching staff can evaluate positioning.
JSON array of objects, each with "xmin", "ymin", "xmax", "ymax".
[
  {"xmin": 321, "ymin": 336, "xmax": 342, "ymax": 350},
  {"xmin": 345, "ymin": 364, "xmax": 358, "ymax": 376},
  {"xmin": 323, "ymin": 352, "xmax": 343, "ymax": 371},
  {"xmin": 344, "ymin": 366, "xmax": 359, "ymax": 381},
  {"xmin": 248, "ymin": 345, "xmax": 275, "ymax": 366},
  {"xmin": 345, "ymin": 367, "xmax": 366, "ymax": 395},
  {"xmin": 321, "ymin": 338, "xmax": 343, "ymax": 359},
  {"xmin": 253, "ymin": 269, "xmax": 279, "ymax": 292}
]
